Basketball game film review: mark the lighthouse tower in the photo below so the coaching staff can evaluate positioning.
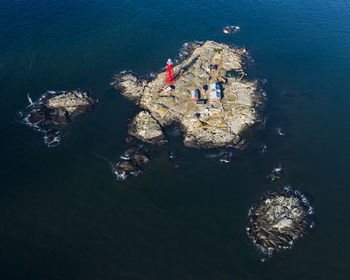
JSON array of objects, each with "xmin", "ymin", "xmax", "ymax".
[{"xmin": 165, "ymin": 58, "xmax": 175, "ymax": 84}]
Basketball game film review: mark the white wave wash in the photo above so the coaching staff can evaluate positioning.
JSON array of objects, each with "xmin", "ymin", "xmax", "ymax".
[{"xmin": 26, "ymin": 93, "xmax": 34, "ymax": 106}]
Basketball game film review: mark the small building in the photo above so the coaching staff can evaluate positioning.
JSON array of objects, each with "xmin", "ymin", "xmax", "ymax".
[
  {"xmin": 162, "ymin": 86, "xmax": 174, "ymax": 95},
  {"xmin": 210, "ymin": 83, "xmax": 222, "ymax": 102},
  {"xmin": 191, "ymin": 89, "xmax": 200, "ymax": 101},
  {"xmin": 196, "ymin": 99, "xmax": 206, "ymax": 105},
  {"xmin": 193, "ymin": 113, "xmax": 200, "ymax": 119}
]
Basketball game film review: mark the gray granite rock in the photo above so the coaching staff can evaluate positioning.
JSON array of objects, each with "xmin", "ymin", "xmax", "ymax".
[{"xmin": 247, "ymin": 186, "xmax": 314, "ymax": 254}]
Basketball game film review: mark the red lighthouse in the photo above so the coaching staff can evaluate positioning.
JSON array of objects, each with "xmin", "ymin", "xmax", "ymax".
[{"xmin": 165, "ymin": 58, "xmax": 175, "ymax": 84}]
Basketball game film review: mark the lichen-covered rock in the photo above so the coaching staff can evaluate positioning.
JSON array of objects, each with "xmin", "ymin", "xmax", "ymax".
[
  {"xmin": 247, "ymin": 186, "xmax": 314, "ymax": 254},
  {"xmin": 112, "ymin": 40, "xmax": 265, "ymax": 149},
  {"xmin": 45, "ymin": 90, "xmax": 97, "ymax": 116},
  {"xmin": 128, "ymin": 111, "xmax": 167, "ymax": 144},
  {"xmin": 112, "ymin": 71, "xmax": 147, "ymax": 105}
]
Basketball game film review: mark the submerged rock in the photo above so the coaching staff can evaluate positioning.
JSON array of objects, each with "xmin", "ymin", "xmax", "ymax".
[
  {"xmin": 223, "ymin": 25, "xmax": 240, "ymax": 34},
  {"xmin": 124, "ymin": 136, "xmax": 135, "ymax": 144},
  {"xmin": 275, "ymin": 128, "xmax": 287, "ymax": 136},
  {"xmin": 21, "ymin": 90, "xmax": 98, "ymax": 147},
  {"xmin": 266, "ymin": 165, "xmax": 283, "ymax": 183},
  {"xmin": 43, "ymin": 128, "xmax": 61, "ymax": 148},
  {"xmin": 113, "ymin": 147, "xmax": 151, "ymax": 181},
  {"xmin": 247, "ymin": 186, "xmax": 314, "ymax": 254},
  {"xmin": 168, "ymin": 151, "xmax": 176, "ymax": 160},
  {"xmin": 219, "ymin": 151, "xmax": 235, "ymax": 163},
  {"xmin": 128, "ymin": 111, "xmax": 167, "ymax": 145},
  {"xmin": 112, "ymin": 40, "xmax": 265, "ymax": 149},
  {"xmin": 259, "ymin": 144, "xmax": 268, "ymax": 154},
  {"xmin": 282, "ymin": 91, "xmax": 311, "ymax": 99}
]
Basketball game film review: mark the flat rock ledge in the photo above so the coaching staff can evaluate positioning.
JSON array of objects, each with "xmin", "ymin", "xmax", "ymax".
[
  {"xmin": 21, "ymin": 90, "xmax": 97, "ymax": 147},
  {"xmin": 247, "ymin": 186, "xmax": 314, "ymax": 254},
  {"xmin": 129, "ymin": 111, "xmax": 167, "ymax": 145},
  {"xmin": 112, "ymin": 40, "xmax": 265, "ymax": 149}
]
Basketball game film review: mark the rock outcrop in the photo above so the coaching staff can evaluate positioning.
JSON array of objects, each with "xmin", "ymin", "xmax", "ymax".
[
  {"xmin": 266, "ymin": 165, "xmax": 283, "ymax": 183},
  {"xmin": 112, "ymin": 40, "xmax": 265, "ymax": 149},
  {"xmin": 27, "ymin": 90, "xmax": 97, "ymax": 127},
  {"xmin": 247, "ymin": 186, "xmax": 314, "ymax": 254},
  {"xmin": 21, "ymin": 90, "xmax": 97, "ymax": 147},
  {"xmin": 128, "ymin": 111, "xmax": 167, "ymax": 144},
  {"xmin": 223, "ymin": 25, "xmax": 240, "ymax": 34},
  {"xmin": 113, "ymin": 147, "xmax": 151, "ymax": 181}
]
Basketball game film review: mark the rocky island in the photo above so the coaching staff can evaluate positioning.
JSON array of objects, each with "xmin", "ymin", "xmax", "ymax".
[
  {"xmin": 21, "ymin": 90, "xmax": 98, "ymax": 147},
  {"xmin": 113, "ymin": 147, "xmax": 151, "ymax": 181},
  {"xmin": 247, "ymin": 186, "xmax": 314, "ymax": 254},
  {"xmin": 112, "ymin": 40, "xmax": 265, "ymax": 149}
]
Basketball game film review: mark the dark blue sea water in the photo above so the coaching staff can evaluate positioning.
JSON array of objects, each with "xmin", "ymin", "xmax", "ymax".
[{"xmin": 1, "ymin": 0, "xmax": 350, "ymax": 279}]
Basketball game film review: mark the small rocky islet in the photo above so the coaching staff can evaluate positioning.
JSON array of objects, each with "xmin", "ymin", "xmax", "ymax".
[
  {"xmin": 223, "ymin": 25, "xmax": 240, "ymax": 34},
  {"xmin": 247, "ymin": 186, "xmax": 314, "ymax": 254},
  {"xmin": 20, "ymin": 90, "xmax": 98, "ymax": 147},
  {"xmin": 113, "ymin": 147, "xmax": 151, "ymax": 181}
]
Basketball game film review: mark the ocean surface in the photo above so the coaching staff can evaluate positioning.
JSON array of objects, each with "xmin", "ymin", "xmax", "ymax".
[{"xmin": 1, "ymin": 0, "xmax": 350, "ymax": 279}]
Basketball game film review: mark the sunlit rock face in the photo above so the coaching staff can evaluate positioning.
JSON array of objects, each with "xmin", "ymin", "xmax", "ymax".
[{"xmin": 247, "ymin": 186, "xmax": 314, "ymax": 254}]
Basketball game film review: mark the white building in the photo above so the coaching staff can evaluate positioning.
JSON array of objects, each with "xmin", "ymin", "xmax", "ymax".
[{"xmin": 210, "ymin": 83, "xmax": 222, "ymax": 102}]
